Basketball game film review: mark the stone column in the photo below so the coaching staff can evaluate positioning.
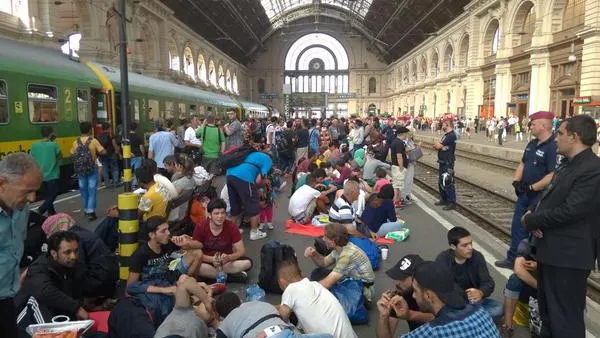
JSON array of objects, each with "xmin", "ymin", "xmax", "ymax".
[
  {"xmin": 466, "ymin": 70, "xmax": 483, "ymax": 119},
  {"xmin": 528, "ymin": 51, "xmax": 551, "ymax": 115},
  {"xmin": 494, "ymin": 60, "xmax": 512, "ymax": 117}
]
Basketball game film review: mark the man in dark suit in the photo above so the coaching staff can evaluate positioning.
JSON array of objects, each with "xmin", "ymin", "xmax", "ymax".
[{"xmin": 522, "ymin": 114, "xmax": 600, "ymax": 338}]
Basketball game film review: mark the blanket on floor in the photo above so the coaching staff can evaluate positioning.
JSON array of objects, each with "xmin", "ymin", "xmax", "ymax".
[{"xmin": 285, "ymin": 218, "xmax": 395, "ymax": 245}]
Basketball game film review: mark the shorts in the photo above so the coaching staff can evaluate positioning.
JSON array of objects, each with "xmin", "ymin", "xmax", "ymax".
[
  {"xmin": 168, "ymin": 256, "xmax": 189, "ymax": 274},
  {"xmin": 294, "ymin": 199, "xmax": 317, "ymax": 224},
  {"xmin": 391, "ymin": 165, "xmax": 405, "ymax": 190},
  {"xmin": 226, "ymin": 175, "xmax": 260, "ymax": 217}
]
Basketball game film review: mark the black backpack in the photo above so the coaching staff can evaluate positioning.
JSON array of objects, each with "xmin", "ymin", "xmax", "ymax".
[
  {"xmin": 258, "ymin": 240, "xmax": 297, "ymax": 294},
  {"xmin": 73, "ymin": 137, "xmax": 95, "ymax": 174},
  {"xmin": 217, "ymin": 144, "xmax": 257, "ymax": 170}
]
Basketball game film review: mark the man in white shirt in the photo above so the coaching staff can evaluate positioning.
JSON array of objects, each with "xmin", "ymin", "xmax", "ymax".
[
  {"xmin": 277, "ymin": 260, "xmax": 358, "ymax": 338},
  {"xmin": 184, "ymin": 115, "xmax": 202, "ymax": 164},
  {"xmin": 289, "ymin": 174, "xmax": 336, "ymax": 223}
]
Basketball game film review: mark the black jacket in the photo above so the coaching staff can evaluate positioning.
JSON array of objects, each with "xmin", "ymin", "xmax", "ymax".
[
  {"xmin": 15, "ymin": 255, "xmax": 84, "ymax": 318},
  {"xmin": 436, "ymin": 249, "xmax": 495, "ymax": 298},
  {"xmin": 524, "ymin": 148, "xmax": 600, "ymax": 270}
]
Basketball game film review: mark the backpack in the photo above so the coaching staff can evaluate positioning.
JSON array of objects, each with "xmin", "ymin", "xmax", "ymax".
[
  {"xmin": 217, "ymin": 144, "xmax": 257, "ymax": 170},
  {"xmin": 20, "ymin": 211, "xmax": 47, "ymax": 268},
  {"xmin": 348, "ymin": 236, "xmax": 380, "ymax": 271},
  {"xmin": 258, "ymin": 240, "xmax": 297, "ymax": 294},
  {"xmin": 73, "ymin": 137, "xmax": 95, "ymax": 174}
]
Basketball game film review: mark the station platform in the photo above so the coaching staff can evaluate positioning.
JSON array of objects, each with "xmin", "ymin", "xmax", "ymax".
[
  {"xmin": 412, "ymin": 130, "xmax": 525, "ymax": 163},
  {"xmin": 31, "ymin": 178, "xmax": 600, "ymax": 337}
]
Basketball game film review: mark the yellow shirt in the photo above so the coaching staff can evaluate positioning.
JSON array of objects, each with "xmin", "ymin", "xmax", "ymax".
[
  {"xmin": 70, "ymin": 136, "xmax": 104, "ymax": 161},
  {"xmin": 138, "ymin": 183, "xmax": 167, "ymax": 221}
]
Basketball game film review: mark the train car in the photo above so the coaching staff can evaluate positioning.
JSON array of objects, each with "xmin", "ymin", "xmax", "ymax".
[{"xmin": 0, "ymin": 37, "xmax": 270, "ymax": 187}]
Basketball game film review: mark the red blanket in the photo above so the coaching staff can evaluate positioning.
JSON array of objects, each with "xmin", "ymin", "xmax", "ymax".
[{"xmin": 285, "ymin": 219, "xmax": 395, "ymax": 245}]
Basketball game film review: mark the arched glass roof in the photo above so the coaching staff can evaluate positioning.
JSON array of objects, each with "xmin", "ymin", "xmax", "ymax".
[
  {"xmin": 260, "ymin": 0, "xmax": 373, "ymax": 21},
  {"xmin": 285, "ymin": 33, "xmax": 349, "ymax": 70}
]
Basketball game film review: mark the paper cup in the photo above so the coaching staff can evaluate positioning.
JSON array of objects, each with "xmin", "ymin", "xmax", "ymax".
[{"xmin": 381, "ymin": 248, "xmax": 389, "ymax": 260}]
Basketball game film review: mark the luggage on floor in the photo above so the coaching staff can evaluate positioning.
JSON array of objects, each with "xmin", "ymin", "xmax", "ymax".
[
  {"xmin": 349, "ymin": 236, "xmax": 380, "ymax": 271},
  {"xmin": 330, "ymin": 279, "xmax": 369, "ymax": 325},
  {"xmin": 258, "ymin": 240, "xmax": 297, "ymax": 294}
]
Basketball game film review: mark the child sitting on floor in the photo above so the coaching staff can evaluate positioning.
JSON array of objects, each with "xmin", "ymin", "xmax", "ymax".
[{"xmin": 374, "ymin": 167, "xmax": 390, "ymax": 193}]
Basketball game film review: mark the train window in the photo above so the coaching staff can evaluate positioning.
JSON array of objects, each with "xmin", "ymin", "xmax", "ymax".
[
  {"xmin": 178, "ymin": 103, "xmax": 186, "ymax": 116},
  {"xmin": 0, "ymin": 80, "xmax": 7, "ymax": 124},
  {"xmin": 134, "ymin": 99, "xmax": 140, "ymax": 121},
  {"xmin": 165, "ymin": 101, "xmax": 174, "ymax": 119},
  {"xmin": 77, "ymin": 89, "xmax": 90, "ymax": 122},
  {"xmin": 148, "ymin": 99, "xmax": 159, "ymax": 121},
  {"xmin": 28, "ymin": 84, "xmax": 58, "ymax": 123}
]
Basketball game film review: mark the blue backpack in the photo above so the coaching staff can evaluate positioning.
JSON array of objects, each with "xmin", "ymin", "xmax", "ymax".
[{"xmin": 349, "ymin": 236, "xmax": 380, "ymax": 271}]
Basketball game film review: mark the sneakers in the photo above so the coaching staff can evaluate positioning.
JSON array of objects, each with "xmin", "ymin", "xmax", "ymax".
[
  {"xmin": 434, "ymin": 200, "xmax": 448, "ymax": 206},
  {"xmin": 258, "ymin": 223, "xmax": 275, "ymax": 231},
  {"xmin": 267, "ymin": 222, "xmax": 274, "ymax": 230},
  {"xmin": 443, "ymin": 203, "xmax": 456, "ymax": 211},
  {"xmin": 393, "ymin": 201, "xmax": 405, "ymax": 208},
  {"xmin": 249, "ymin": 230, "xmax": 267, "ymax": 241},
  {"xmin": 85, "ymin": 212, "xmax": 97, "ymax": 221},
  {"xmin": 401, "ymin": 198, "xmax": 413, "ymax": 206},
  {"xmin": 227, "ymin": 271, "xmax": 249, "ymax": 283},
  {"xmin": 494, "ymin": 259, "xmax": 514, "ymax": 269}
]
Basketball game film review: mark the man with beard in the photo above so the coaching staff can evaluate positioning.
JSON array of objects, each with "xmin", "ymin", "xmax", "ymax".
[
  {"xmin": 377, "ymin": 261, "xmax": 500, "ymax": 338},
  {"xmin": 433, "ymin": 119, "xmax": 457, "ymax": 210},
  {"xmin": 376, "ymin": 255, "xmax": 434, "ymax": 338}
]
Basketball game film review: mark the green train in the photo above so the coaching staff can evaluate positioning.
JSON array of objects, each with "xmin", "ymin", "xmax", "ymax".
[{"xmin": 0, "ymin": 37, "xmax": 271, "ymax": 185}]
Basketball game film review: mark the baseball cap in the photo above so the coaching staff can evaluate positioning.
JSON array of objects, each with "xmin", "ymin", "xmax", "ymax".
[
  {"xmin": 413, "ymin": 261, "xmax": 467, "ymax": 309},
  {"xmin": 385, "ymin": 254, "xmax": 424, "ymax": 280}
]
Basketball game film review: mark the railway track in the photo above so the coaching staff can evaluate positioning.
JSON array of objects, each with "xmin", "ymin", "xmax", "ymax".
[{"xmin": 413, "ymin": 161, "xmax": 600, "ymax": 301}]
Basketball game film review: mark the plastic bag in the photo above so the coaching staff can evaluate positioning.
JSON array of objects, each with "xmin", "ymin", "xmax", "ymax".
[
  {"xmin": 330, "ymin": 279, "xmax": 369, "ymax": 325},
  {"xmin": 311, "ymin": 214, "xmax": 329, "ymax": 227},
  {"xmin": 385, "ymin": 227, "xmax": 411, "ymax": 242},
  {"xmin": 246, "ymin": 284, "xmax": 266, "ymax": 302}
]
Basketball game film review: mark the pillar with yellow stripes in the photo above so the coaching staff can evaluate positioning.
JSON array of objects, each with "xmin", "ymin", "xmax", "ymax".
[
  {"xmin": 121, "ymin": 141, "xmax": 132, "ymax": 192},
  {"xmin": 118, "ymin": 192, "xmax": 138, "ymax": 280}
]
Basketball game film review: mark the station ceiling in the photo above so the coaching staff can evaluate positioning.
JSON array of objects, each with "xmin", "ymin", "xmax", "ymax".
[{"xmin": 163, "ymin": 0, "xmax": 470, "ymax": 65}]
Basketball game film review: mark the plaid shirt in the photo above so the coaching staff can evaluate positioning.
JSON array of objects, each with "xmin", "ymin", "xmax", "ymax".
[
  {"xmin": 401, "ymin": 305, "xmax": 500, "ymax": 338},
  {"xmin": 327, "ymin": 242, "xmax": 375, "ymax": 283}
]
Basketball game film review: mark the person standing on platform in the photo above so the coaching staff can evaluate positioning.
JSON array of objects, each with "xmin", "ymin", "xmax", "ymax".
[
  {"xmin": 184, "ymin": 114, "xmax": 203, "ymax": 165},
  {"xmin": 495, "ymin": 111, "xmax": 557, "ymax": 269},
  {"xmin": 148, "ymin": 119, "xmax": 179, "ymax": 177},
  {"xmin": 30, "ymin": 126, "xmax": 61, "ymax": 216},
  {"xmin": 223, "ymin": 109, "xmax": 243, "ymax": 151},
  {"xmin": 197, "ymin": 114, "xmax": 225, "ymax": 175},
  {"xmin": 0, "ymin": 153, "xmax": 42, "ymax": 337},
  {"xmin": 433, "ymin": 119, "xmax": 457, "ymax": 210},
  {"xmin": 521, "ymin": 115, "xmax": 600, "ymax": 338}
]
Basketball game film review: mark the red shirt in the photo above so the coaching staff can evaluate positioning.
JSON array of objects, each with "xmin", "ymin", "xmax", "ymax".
[{"xmin": 192, "ymin": 219, "xmax": 242, "ymax": 256}]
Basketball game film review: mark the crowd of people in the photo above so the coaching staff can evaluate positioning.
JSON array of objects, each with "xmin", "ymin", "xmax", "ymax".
[{"xmin": 1, "ymin": 109, "xmax": 599, "ymax": 338}]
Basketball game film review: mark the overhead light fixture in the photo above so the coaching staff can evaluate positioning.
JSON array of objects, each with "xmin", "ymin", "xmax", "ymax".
[{"xmin": 568, "ymin": 41, "xmax": 577, "ymax": 62}]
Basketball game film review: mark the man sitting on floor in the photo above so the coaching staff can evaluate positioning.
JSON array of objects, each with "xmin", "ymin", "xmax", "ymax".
[
  {"xmin": 329, "ymin": 179, "xmax": 373, "ymax": 238},
  {"xmin": 154, "ymin": 275, "xmax": 214, "ymax": 338},
  {"xmin": 376, "ymin": 261, "xmax": 500, "ymax": 338},
  {"xmin": 179, "ymin": 198, "xmax": 252, "ymax": 282},
  {"xmin": 215, "ymin": 292, "xmax": 333, "ymax": 338},
  {"xmin": 126, "ymin": 216, "xmax": 204, "ymax": 326},
  {"xmin": 289, "ymin": 173, "xmax": 336, "ymax": 224},
  {"xmin": 435, "ymin": 226, "xmax": 503, "ymax": 321},
  {"xmin": 277, "ymin": 260, "xmax": 358, "ymax": 338},
  {"xmin": 304, "ymin": 223, "xmax": 375, "ymax": 301},
  {"xmin": 376, "ymin": 254, "xmax": 434, "ymax": 337},
  {"xmin": 16, "ymin": 231, "xmax": 88, "ymax": 321}
]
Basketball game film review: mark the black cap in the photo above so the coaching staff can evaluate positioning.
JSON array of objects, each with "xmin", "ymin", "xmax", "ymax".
[
  {"xmin": 385, "ymin": 254, "xmax": 424, "ymax": 280},
  {"xmin": 413, "ymin": 261, "xmax": 467, "ymax": 309},
  {"xmin": 396, "ymin": 126, "xmax": 410, "ymax": 135}
]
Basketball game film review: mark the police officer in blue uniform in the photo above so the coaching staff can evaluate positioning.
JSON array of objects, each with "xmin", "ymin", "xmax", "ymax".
[
  {"xmin": 433, "ymin": 119, "xmax": 457, "ymax": 210},
  {"xmin": 495, "ymin": 111, "xmax": 557, "ymax": 269}
]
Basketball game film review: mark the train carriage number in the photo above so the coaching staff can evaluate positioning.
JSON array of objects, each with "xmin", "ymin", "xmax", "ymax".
[{"xmin": 64, "ymin": 88, "xmax": 73, "ymax": 121}]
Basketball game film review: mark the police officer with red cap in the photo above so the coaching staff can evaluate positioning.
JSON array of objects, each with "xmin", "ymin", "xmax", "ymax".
[{"xmin": 495, "ymin": 111, "xmax": 557, "ymax": 269}]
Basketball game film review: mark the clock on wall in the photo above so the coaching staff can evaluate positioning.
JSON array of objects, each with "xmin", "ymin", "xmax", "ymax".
[{"xmin": 309, "ymin": 58, "xmax": 324, "ymax": 71}]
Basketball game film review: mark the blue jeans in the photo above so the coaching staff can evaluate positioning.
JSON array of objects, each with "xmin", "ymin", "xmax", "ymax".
[
  {"xmin": 507, "ymin": 194, "xmax": 532, "ymax": 262},
  {"xmin": 130, "ymin": 156, "xmax": 142, "ymax": 187},
  {"xmin": 100, "ymin": 153, "xmax": 120, "ymax": 185},
  {"xmin": 478, "ymin": 298, "xmax": 504, "ymax": 322},
  {"xmin": 78, "ymin": 171, "xmax": 98, "ymax": 213},
  {"xmin": 273, "ymin": 328, "xmax": 333, "ymax": 338},
  {"xmin": 504, "ymin": 273, "xmax": 525, "ymax": 299},
  {"xmin": 438, "ymin": 162, "xmax": 456, "ymax": 203},
  {"xmin": 376, "ymin": 221, "xmax": 405, "ymax": 237}
]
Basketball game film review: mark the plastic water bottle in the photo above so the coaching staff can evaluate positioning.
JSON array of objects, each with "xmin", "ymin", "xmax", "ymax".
[
  {"xmin": 215, "ymin": 252, "xmax": 227, "ymax": 284},
  {"xmin": 246, "ymin": 284, "xmax": 266, "ymax": 301}
]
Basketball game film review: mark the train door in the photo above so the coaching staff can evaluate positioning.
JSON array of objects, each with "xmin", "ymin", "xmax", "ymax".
[{"xmin": 91, "ymin": 88, "xmax": 112, "ymax": 136}]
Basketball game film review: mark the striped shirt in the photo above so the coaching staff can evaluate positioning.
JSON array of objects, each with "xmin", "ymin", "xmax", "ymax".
[{"xmin": 329, "ymin": 195, "xmax": 355, "ymax": 226}]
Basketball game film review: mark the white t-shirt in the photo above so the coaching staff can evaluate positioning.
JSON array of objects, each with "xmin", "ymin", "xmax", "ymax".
[
  {"xmin": 288, "ymin": 185, "xmax": 321, "ymax": 218},
  {"xmin": 266, "ymin": 123, "xmax": 276, "ymax": 144},
  {"xmin": 184, "ymin": 126, "xmax": 201, "ymax": 145},
  {"xmin": 281, "ymin": 278, "xmax": 358, "ymax": 338}
]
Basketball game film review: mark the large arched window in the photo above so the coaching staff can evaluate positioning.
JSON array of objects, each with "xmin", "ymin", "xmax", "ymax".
[
  {"xmin": 226, "ymin": 69, "xmax": 232, "ymax": 92},
  {"xmin": 183, "ymin": 46, "xmax": 194, "ymax": 77},
  {"xmin": 168, "ymin": 38, "xmax": 180, "ymax": 71},
  {"xmin": 492, "ymin": 28, "xmax": 500, "ymax": 55},
  {"xmin": 368, "ymin": 77, "xmax": 376, "ymax": 93},
  {"xmin": 208, "ymin": 60, "xmax": 216, "ymax": 85},
  {"xmin": 218, "ymin": 65, "xmax": 225, "ymax": 88},
  {"xmin": 563, "ymin": 0, "xmax": 585, "ymax": 30},
  {"xmin": 284, "ymin": 33, "xmax": 350, "ymax": 117},
  {"xmin": 198, "ymin": 55, "xmax": 207, "ymax": 83},
  {"xmin": 232, "ymin": 73, "xmax": 239, "ymax": 94}
]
